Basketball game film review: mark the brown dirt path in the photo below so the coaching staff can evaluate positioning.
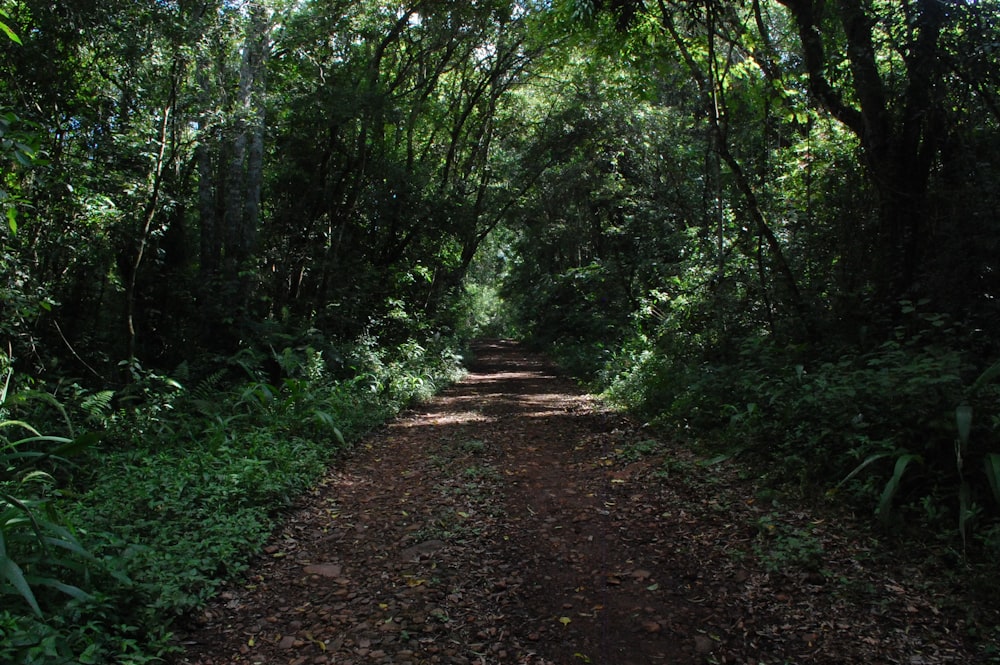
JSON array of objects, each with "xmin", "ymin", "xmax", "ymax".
[{"xmin": 174, "ymin": 340, "xmax": 985, "ymax": 664}]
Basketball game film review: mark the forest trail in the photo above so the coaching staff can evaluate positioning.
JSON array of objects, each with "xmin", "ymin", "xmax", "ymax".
[{"xmin": 175, "ymin": 341, "xmax": 977, "ymax": 665}]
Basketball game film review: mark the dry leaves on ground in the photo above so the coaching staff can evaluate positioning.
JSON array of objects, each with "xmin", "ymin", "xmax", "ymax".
[{"xmin": 173, "ymin": 340, "xmax": 992, "ymax": 665}]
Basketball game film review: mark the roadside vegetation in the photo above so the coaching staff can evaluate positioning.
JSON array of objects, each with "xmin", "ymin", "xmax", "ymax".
[{"xmin": 1, "ymin": 333, "xmax": 465, "ymax": 663}]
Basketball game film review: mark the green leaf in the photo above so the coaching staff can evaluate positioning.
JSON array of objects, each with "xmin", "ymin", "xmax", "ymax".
[
  {"xmin": 41, "ymin": 531, "xmax": 93, "ymax": 561},
  {"xmin": 0, "ymin": 419, "xmax": 44, "ymax": 439},
  {"xmin": 984, "ymin": 454, "xmax": 1000, "ymax": 506},
  {"xmin": 24, "ymin": 574, "xmax": 93, "ymax": 602},
  {"xmin": 53, "ymin": 431, "xmax": 101, "ymax": 458},
  {"xmin": 835, "ymin": 451, "xmax": 892, "ymax": 491},
  {"xmin": 955, "ymin": 404, "xmax": 972, "ymax": 449},
  {"xmin": 0, "ymin": 490, "xmax": 46, "ymax": 541},
  {"xmin": 969, "ymin": 358, "xmax": 1000, "ymax": 395},
  {"xmin": 313, "ymin": 410, "xmax": 345, "ymax": 445},
  {"xmin": 0, "ymin": 554, "xmax": 43, "ymax": 617},
  {"xmin": 79, "ymin": 644, "xmax": 101, "ymax": 664},
  {"xmin": 7, "ymin": 435, "xmax": 72, "ymax": 449},
  {"xmin": 958, "ymin": 481, "xmax": 971, "ymax": 553},
  {"xmin": 18, "ymin": 469, "xmax": 55, "ymax": 485},
  {"xmin": 876, "ymin": 453, "xmax": 920, "ymax": 527},
  {"xmin": 6, "ymin": 207, "xmax": 15, "ymax": 235},
  {"xmin": 0, "ymin": 19, "xmax": 21, "ymax": 45},
  {"xmin": 698, "ymin": 454, "xmax": 730, "ymax": 467},
  {"xmin": 13, "ymin": 390, "xmax": 75, "ymax": 437}
]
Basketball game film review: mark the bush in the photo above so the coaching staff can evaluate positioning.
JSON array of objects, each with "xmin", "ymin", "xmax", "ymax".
[
  {"xmin": 600, "ymin": 311, "xmax": 1000, "ymax": 553},
  {"xmin": 3, "ymin": 329, "xmax": 466, "ymax": 664}
]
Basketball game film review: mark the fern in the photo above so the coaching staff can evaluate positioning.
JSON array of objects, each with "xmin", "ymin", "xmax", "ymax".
[
  {"xmin": 80, "ymin": 390, "xmax": 114, "ymax": 424},
  {"xmin": 190, "ymin": 369, "xmax": 228, "ymax": 417}
]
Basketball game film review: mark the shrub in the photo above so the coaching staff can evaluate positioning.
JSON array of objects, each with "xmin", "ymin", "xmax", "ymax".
[
  {"xmin": 600, "ymin": 310, "xmax": 1000, "ymax": 552},
  {"xmin": 3, "ymin": 329, "xmax": 466, "ymax": 664}
]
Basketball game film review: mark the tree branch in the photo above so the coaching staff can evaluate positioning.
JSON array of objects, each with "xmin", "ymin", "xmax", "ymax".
[{"xmin": 774, "ymin": 0, "xmax": 866, "ymax": 137}]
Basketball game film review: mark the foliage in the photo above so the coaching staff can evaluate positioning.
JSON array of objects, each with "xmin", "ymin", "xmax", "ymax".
[
  {"xmin": 0, "ymin": 370, "xmax": 155, "ymax": 663},
  {"xmin": 0, "ymin": 365, "xmax": 98, "ymax": 620},
  {"xmin": 754, "ymin": 513, "xmax": 825, "ymax": 574},
  {"xmin": 1, "ymin": 329, "xmax": 464, "ymax": 664},
  {"xmin": 69, "ymin": 328, "xmax": 464, "ymax": 609},
  {"xmin": 503, "ymin": 0, "xmax": 1000, "ymax": 567},
  {"xmin": 597, "ymin": 304, "xmax": 1000, "ymax": 556}
]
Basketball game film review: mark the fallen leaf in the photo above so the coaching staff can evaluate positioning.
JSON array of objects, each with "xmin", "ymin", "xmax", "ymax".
[
  {"xmin": 693, "ymin": 635, "xmax": 714, "ymax": 654},
  {"xmin": 642, "ymin": 621, "xmax": 662, "ymax": 633},
  {"xmin": 303, "ymin": 563, "xmax": 342, "ymax": 578}
]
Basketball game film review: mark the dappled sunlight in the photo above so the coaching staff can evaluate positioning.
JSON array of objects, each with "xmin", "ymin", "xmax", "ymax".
[
  {"xmin": 518, "ymin": 410, "xmax": 572, "ymax": 419},
  {"xmin": 325, "ymin": 470, "xmax": 371, "ymax": 489},
  {"xmin": 466, "ymin": 371, "xmax": 554, "ymax": 382},
  {"xmin": 435, "ymin": 393, "xmax": 506, "ymax": 405},
  {"xmin": 516, "ymin": 393, "xmax": 576, "ymax": 412},
  {"xmin": 518, "ymin": 392, "xmax": 575, "ymax": 403},
  {"xmin": 394, "ymin": 410, "xmax": 496, "ymax": 428}
]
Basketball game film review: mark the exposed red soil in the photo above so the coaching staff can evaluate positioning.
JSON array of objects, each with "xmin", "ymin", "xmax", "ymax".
[{"xmin": 174, "ymin": 340, "xmax": 991, "ymax": 664}]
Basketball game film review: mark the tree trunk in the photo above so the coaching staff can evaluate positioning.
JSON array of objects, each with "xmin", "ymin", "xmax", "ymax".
[
  {"xmin": 126, "ymin": 75, "xmax": 176, "ymax": 362},
  {"xmin": 222, "ymin": 4, "xmax": 270, "ymax": 312},
  {"xmin": 661, "ymin": 0, "xmax": 808, "ymax": 335},
  {"xmin": 776, "ymin": 0, "xmax": 947, "ymax": 304},
  {"xmin": 242, "ymin": 5, "xmax": 269, "ymax": 263},
  {"xmin": 196, "ymin": 61, "xmax": 219, "ymax": 284}
]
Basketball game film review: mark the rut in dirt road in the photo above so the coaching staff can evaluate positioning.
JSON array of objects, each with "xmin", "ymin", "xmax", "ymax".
[{"xmin": 176, "ymin": 340, "xmax": 977, "ymax": 665}]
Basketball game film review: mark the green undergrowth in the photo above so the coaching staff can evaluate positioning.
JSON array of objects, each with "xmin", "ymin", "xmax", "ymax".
[
  {"xmin": 1, "ymin": 333, "xmax": 465, "ymax": 664},
  {"xmin": 533, "ymin": 306, "xmax": 1000, "ymax": 650},
  {"xmin": 599, "ymin": 322, "xmax": 1000, "ymax": 552}
]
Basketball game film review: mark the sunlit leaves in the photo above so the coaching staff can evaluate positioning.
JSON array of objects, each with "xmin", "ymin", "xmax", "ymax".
[{"xmin": 0, "ymin": 10, "xmax": 21, "ymax": 44}]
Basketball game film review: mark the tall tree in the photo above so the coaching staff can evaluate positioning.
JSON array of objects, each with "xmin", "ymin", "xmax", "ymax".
[
  {"xmin": 576, "ymin": 0, "xmax": 1000, "ymax": 316},
  {"xmin": 221, "ymin": 2, "xmax": 272, "ymax": 309},
  {"xmin": 773, "ymin": 0, "xmax": 947, "ymax": 301},
  {"xmin": 262, "ymin": 0, "xmax": 546, "ymax": 338}
]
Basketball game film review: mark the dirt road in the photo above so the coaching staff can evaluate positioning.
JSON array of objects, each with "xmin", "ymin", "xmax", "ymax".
[{"xmin": 175, "ymin": 340, "xmax": 980, "ymax": 664}]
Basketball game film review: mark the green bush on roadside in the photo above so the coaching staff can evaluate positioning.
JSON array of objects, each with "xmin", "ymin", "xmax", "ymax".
[{"xmin": 1, "ymin": 331, "xmax": 465, "ymax": 664}]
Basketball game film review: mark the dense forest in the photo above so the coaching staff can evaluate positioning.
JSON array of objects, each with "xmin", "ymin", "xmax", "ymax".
[{"xmin": 2, "ymin": 0, "xmax": 999, "ymax": 661}]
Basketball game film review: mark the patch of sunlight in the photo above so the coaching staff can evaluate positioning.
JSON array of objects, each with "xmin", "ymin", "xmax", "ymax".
[
  {"xmin": 398, "ymin": 411, "xmax": 496, "ymax": 427},
  {"xmin": 518, "ymin": 393, "xmax": 572, "ymax": 405}
]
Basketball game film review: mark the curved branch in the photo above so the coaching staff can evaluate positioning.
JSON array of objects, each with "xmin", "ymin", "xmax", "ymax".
[{"xmin": 774, "ymin": 0, "xmax": 865, "ymax": 137}]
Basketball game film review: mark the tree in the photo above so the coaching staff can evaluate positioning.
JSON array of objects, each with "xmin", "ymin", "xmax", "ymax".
[
  {"xmin": 573, "ymin": 0, "xmax": 1000, "ymax": 324},
  {"xmin": 773, "ymin": 0, "xmax": 946, "ymax": 302},
  {"xmin": 261, "ymin": 0, "xmax": 547, "ymax": 340}
]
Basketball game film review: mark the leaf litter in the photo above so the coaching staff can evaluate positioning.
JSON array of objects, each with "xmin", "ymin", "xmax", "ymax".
[{"xmin": 173, "ymin": 340, "xmax": 993, "ymax": 665}]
